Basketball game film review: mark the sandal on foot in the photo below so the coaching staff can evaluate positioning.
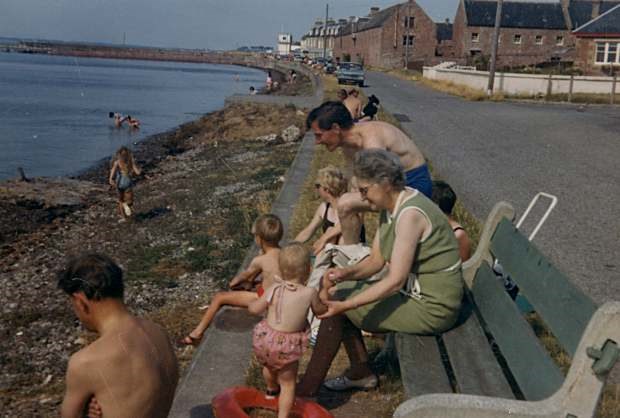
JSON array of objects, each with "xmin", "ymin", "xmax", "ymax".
[
  {"xmin": 265, "ymin": 388, "xmax": 280, "ymax": 399},
  {"xmin": 177, "ymin": 335, "xmax": 201, "ymax": 347}
]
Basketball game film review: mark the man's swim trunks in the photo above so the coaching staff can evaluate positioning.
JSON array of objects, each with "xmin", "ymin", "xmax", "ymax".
[{"xmin": 405, "ymin": 163, "xmax": 432, "ymax": 198}]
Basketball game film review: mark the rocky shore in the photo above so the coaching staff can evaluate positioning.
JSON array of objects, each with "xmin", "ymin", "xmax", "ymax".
[{"xmin": 0, "ymin": 101, "xmax": 307, "ymax": 416}]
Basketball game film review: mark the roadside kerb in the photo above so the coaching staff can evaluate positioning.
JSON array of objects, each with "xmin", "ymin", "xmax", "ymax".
[{"xmin": 168, "ymin": 130, "xmax": 316, "ymax": 418}]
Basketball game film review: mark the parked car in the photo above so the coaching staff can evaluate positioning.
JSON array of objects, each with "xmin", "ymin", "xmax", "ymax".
[{"xmin": 336, "ymin": 62, "xmax": 365, "ymax": 87}]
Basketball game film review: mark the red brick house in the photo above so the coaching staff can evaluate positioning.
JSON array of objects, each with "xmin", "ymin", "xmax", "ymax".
[
  {"xmin": 332, "ymin": 1, "xmax": 438, "ymax": 69},
  {"xmin": 452, "ymin": 0, "xmax": 575, "ymax": 68},
  {"xmin": 573, "ymin": 3, "xmax": 620, "ymax": 74}
]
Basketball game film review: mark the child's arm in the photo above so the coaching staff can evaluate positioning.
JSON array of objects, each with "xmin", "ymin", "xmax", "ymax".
[
  {"xmin": 312, "ymin": 224, "xmax": 341, "ymax": 255},
  {"xmin": 248, "ymin": 289, "xmax": 270, "ymax": 316},
  {"xmin": 229, "ymin": 257, "xmax": 262, "ymax": 289},
  {"xmin": 131, "ymin": 155, "xmax": 142, "ymax": 176},
  {"xmin": 311, "ymin": 289, "xmax": 328, "ymax": 316},
  {"xmin": 108, "ymin": 161, "xmax": 118, "ymax": 186},
  {"xmin": 294, "ymin": 204, "xmax": 325, "ymax": 243}
]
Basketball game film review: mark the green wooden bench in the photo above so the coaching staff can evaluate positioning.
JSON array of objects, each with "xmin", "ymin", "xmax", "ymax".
[{"xmin": 393, "ymin": 201, "xmax": 619, "ymax": 418}]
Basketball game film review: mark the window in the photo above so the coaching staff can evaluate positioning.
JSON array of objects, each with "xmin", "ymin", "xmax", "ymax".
[
  {"xmin": 535, "ymin": 35, "xmax": 543, "ymax": 45},
  {"xmin": 556, "ymin": 36, "xmax": 564, "ymax": 46},
  {"xmin": 595, "ymin": 41, "xmax": 620, "ymax": 64},
  {"xmin": 404, "ymin": 16, "xmax": 414, "ymax": 28},
  {"xmin": 402, "ymin": 35, "xmax": 414, "ymax": 46},
  {"xmin": 513, "ymin": 34, "xmax": 522, "ymax": 44},
  {"xmin": 471, "ymin": 32, "xmax": 480, "ymax": 43}
]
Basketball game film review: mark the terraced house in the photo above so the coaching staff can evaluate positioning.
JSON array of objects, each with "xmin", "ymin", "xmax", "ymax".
[
  {"xmin": 451, "ymin": 0, "xmax": 620, "ymax": 69},
  {"xmin": 332, "ymin": 2, "xmax": 439, "ymax": 69},
  {"xmin": 452, "ymin": 0, "xmax": 574, "ymax": 68},
  {"xmin": 573, "ymin": 3, "xmax": 620, "ymax": 74}
]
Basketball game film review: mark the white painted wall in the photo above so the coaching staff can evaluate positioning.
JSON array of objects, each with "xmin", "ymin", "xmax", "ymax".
[{"xmin": 423, "ymin": 67, "xmax": 618, "ymax": 95}]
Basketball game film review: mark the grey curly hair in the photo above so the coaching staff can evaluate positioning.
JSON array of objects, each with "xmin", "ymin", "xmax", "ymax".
[{"xmin": 353, "ymin": 149, "xmax": 405, "ymax": 189}]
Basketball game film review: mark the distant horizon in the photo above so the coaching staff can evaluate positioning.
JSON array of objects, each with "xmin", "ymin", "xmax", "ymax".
[{"xmin": 0, "ymin": 0, "xmax": 462, "ymax": 51}]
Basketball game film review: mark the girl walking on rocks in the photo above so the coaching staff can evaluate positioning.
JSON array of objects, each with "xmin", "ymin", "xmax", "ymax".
[{"xmin": 109, "ymin": 146, "xmax": 141, "ymax": 220}]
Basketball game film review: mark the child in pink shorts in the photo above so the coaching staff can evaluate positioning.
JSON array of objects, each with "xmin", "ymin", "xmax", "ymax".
[{"xmin": 249, "ymin": 242, "xmax": 328, "ymax": 418}]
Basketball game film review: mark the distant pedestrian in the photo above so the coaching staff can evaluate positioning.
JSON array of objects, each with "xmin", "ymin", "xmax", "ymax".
[
  {"xmin": 109, "ymin": 146, "xmax": 141, "ymax": 220},
  {"xmin": 431, "ymin": 180, "xmax": 471, "ymax": 261},
  {"xmin": 249, "ymin": 86, "xmax": 257, "ymax": 95}
]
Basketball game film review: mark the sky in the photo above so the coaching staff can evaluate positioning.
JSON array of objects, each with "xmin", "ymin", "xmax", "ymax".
[{"xmin": 0, "ymin": 0, "xmax": 466, "ymax": 50}]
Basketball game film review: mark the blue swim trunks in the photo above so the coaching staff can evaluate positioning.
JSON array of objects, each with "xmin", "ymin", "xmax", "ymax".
[{"xmin": 405, "ymin": 163, "xmax": 432, "ymax": 198}]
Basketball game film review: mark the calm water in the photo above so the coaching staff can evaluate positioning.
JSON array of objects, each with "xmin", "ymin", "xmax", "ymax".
[{"xmin": 0, "ymin": 52, "xmax": 265, "ymax": 179}]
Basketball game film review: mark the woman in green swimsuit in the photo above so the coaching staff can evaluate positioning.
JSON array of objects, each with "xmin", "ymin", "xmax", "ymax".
[{"xmin": 297, "ymin": 149, "xmax": 464, "ymax": 395}]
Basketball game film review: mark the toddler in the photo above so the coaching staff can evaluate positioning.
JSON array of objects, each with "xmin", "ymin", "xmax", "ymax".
[{"xmin": 249, "ymin": 242, "xmax": 328, "ymax": 418}]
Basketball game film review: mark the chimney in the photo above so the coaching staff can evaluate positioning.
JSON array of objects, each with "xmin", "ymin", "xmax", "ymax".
[
  {"xmin": 592, "ymin": 0, "xmax": 602, "ymax": 19},
  {"xmin": 369, "ymin": 6, "xmax": 380, "ymax": 16}
]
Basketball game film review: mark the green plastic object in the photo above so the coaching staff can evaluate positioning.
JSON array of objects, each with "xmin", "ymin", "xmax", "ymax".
[{"xmin": 587, "ymin": 340, "xmax": 620, "ymax": 376}]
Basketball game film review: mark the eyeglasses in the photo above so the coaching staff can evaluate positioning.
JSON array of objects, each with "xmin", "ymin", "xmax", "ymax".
[{"xmin": 358, "ymin": 184, "xmax": 374, "ymax": 197}]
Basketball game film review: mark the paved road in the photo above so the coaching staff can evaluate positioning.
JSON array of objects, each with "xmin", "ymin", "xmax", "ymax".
[{"xmin": 365, "ymin": 71, "xmax": 620, "ymax": 306}]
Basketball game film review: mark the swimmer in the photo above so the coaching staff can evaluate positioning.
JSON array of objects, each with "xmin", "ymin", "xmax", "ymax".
[{"xmin": 108, "ymin": 112, "xmax": 128, "ymax": 128}]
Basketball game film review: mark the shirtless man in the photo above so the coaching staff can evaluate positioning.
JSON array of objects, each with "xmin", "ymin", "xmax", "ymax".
[
  {"xmin": 58, "ymin": 253, "xmax": 179, "ymax": 418},
  {"xmin": 306, "ymin": 100, "xmax": 432, "ymax": 243},
  {"xmin": 343, "ymin": 89, "xmax": 363, "ymax": 120}
]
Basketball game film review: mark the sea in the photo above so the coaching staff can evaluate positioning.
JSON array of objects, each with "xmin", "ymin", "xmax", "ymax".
[{"xmin": 0, "ymin": 52, "xmax": 266, "ymax": 180}]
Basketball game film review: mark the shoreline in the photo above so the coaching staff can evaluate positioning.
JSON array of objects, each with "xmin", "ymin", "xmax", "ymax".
[{"xmin": 0, "ymin": 98, "xmax": 309, "ymax": 416}]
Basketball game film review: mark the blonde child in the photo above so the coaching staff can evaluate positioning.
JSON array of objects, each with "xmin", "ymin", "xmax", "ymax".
[
  {"xmin": 249, "ymin": 243, "xmax": 328, "ymax": 418},
  {"xmin": 178, "ymin": 214, "xmax": 283, "ymax": 346},
  {"xmin": 294, "ymin": 165, "xmax": 349, "ymax": 255},
  {"xmin": 108, "ymin": 146, "xmax": 141, "ymax": 219}
]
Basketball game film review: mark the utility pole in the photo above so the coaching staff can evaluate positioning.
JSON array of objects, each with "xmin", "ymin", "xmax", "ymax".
[
  {"xmin": 404, "ymin": 3, "xmax": 412, "ymax": 69},
  {"xmin": 487, "ymin": 0, "xmax": 503, "ymax": 96},
  {"xmin": 323, "ymin": 3, "xmax": 329, "ymax": 60}
]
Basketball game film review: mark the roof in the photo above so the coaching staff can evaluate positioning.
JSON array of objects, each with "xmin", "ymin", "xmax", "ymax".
[
  {"xmin": 573, "ymin": 3, "xmax": 620, "ymax": 35},
  {"xmin": 570, "ymin": 1, "xmax": 620, "ymax": 29},
  {"xmin": 464, "ymin": 0, "xmax": 567, "ymax": 30},
  {"xmin": 436, "ymin": 22, "xmax": 454, "ymax": 41},
  {"xmin": 339, "ymin": 4, "xmax": 402, "ymax": 36}
]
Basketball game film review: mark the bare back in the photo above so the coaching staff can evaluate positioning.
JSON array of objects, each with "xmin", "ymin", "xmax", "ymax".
[
  {"xmin": 70, "ymin": 317, "xmax": 178, "ymax": 418},
  {"xmin": 265, "ymin": 284, "xmax": 317, "ymax": 333},
  {"xmin": 346, "ymin": 121, "xmax": 425, "ymax": 171},
  {"xmin": 343, "ymin": 96, "xmax": 362, "ymax": 120},
  {"xmin": 253, "ymin": 248, "xmax": 281, "ymax": 289}
]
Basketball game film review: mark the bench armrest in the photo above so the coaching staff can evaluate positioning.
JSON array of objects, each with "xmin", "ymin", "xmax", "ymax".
[{"xmin": 394, "ymin": 302, "xmax": 620, "ymax": 418}]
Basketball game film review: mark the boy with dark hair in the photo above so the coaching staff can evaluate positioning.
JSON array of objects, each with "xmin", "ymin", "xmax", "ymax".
[
  {"xmin": 179, "ymin": 214, "xmax": 284, "ymax": 346},
  {"xmin": 58, "ymin": 253, "xmax": 178, "ymax": 418},
  {"xmin": 431, "ymin": 180, "xmax": 471, "ymax": 261}
]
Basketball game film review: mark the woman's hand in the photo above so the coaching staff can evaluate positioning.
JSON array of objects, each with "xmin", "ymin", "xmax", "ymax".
[
  {"xmin": 317, "ymin": 300, "xmax": 351, "ymax": 319},
  {"xmin": 322, "ymin": 268, "xmax": 347, "ymax": 290},
  {"xmin": 86, "ymin": 396, "xmax": 102, "ymax": 418}
]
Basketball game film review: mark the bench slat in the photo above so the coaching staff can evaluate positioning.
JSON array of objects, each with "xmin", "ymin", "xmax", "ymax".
[
  {"xmin": 471, "ymin": 262, "xmax": 564, "ymax": 400},
  {"xmin": 490, "ymin": 218, "xmax": 597, "ymax": 356},
  {"xmin": 395, "ymin": 334, "xmax": 452, "ymax": 398},
  {"xmin": 442, "ymin": 293, "xmax": 515, "ymax": 398}
]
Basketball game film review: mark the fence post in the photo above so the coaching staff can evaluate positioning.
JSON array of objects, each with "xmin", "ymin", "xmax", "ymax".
[
  {"xmin": 546, "ymin": 73, "xmax": 553, "ymax": 101},
  {"xmin": 611, "ymin": 75, "xmax": 617, "ymax": 105},
  {"xmin": 568, "ymin": 74, "xmax": 574, "ymax": 103}
]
